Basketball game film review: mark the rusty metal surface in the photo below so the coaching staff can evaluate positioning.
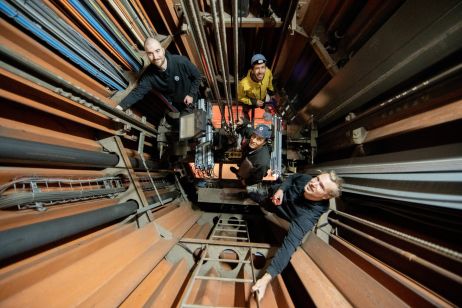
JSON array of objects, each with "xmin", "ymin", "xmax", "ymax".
[
  {"xmin": 302, "ymin": 233, "xmax": 408, "ymax": 307},
  {"xmin": 330, "ymin": 235, "xmax": 453, "ymax": 307}
]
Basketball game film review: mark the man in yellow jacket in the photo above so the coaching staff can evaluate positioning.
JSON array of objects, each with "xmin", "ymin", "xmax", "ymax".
[{"xmin": 238, "ymin": 54, "xmax": 275, "ymax": 120}]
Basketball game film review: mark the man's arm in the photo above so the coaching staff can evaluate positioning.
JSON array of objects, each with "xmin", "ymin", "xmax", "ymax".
[
  {"xmin": 238, "ymin": 80, "xmax": 258, "ymax": 106},
  {"xmin": 244, "ymin": 164, "xmax": 268, "ymax": 186},
  {"xmin": 118, "ymin": 71, "xmax": 152, "ymax": 110},
  {"xmin": 253, "ymin": 213, "xmax": 313, "ymax": 301},
  {"xmin": 266, "ymin": 214, "xmax": 313, "ymax": 278},
  {"xmin": 235, "ymin": 117, "xmax": 254, "ymax": 138},
  {"xmin": 266, "ymin": 69, "xmax": 275, "ymax": 95},
  {"xmin": 185, "ymin": 59, "xmax": 202, "ymax": 97}
]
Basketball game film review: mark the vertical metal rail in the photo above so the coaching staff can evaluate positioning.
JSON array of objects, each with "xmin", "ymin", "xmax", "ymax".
[
  {"xmin": 232, "ymin": 0, "xmax": 239, "ymax": 121},
  {"xmin": 210, "ymin": 0, "xmax": 230, "ymax": 115},
  {"xmin": 245, "ymin": 222, "xmax": 261, "ymax": 308},
  {"xmin": 178, "ymin": 0, "xmax": 212, "ymax": 94},
  {"xmin": 137, "ymin": 125, "xmax": 164, "ymax": 207},
  {"xmin": 181, "ymin": 0, "xmax": 220, "ymax": 100},
  {"xmin": 218, "ymin": 0, "xmax": 234, "ymax": 125},
  {"xmin": 271, "ymin": 115, "xmax": 282, "ymax": 178}
]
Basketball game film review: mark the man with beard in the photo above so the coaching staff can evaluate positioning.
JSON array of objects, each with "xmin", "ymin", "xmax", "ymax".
[
  {"xmin": 116, "ymin": 38, "xmax": 202, "ymax": 114},
  {"xmin": 237, "ymin": 54, "xmax": 275, "ymax": 120},
  {"xmin": 249, "ymin": 171, "xmax": 344, "ymax": 302},
  {"xmin": 230, "ymin": 117, "xmax": 271, "ymax": 187}
]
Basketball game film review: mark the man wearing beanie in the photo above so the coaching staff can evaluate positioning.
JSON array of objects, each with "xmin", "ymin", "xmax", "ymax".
[
  {"xmin": 238, "ymin": 54, "xmax": 275, "ymax": 120},
  {"xmin": 230, "ymin": 117, "xmax": 271, "ymax": 187}
]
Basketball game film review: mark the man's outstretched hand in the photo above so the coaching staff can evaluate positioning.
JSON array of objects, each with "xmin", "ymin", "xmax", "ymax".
[
  {"xmin": 184, "ymin": 95, "xmax": 193, "ymax": 106},
  {"xmin": 271, "ymin": 189, "xmax": 284, "ymax": 206},
  {"xmin": 251, "ymin": 273, "xmax": 272, "ymax": 302}
]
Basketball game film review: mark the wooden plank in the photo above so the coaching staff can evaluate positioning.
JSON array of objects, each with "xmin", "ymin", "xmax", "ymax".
[
  {"xmin": 290, "ymin": 249, "xmax": 351, "ymax": 307},
  {"xmin": 0, "ymin": 222, "xmax": 161, "ymax": 306},
  {"xmin": 155, "ymin": 203, "xmax": 200, "ymax": 238},
  {"xmin": 271, "ymin": 275, "xmax": 295, "ymax": 308},
  {"xmin": 365, "ymin": 99, "xmax": 462, "ymax": 142},
  {"xmin": 0, "ymin": 222, "xmax": 136, "ymax": 299},
  {"xmin": 120, "ymin": 259, "xmax": 173, "ymax": 307},
  {"xmin": 80, "ymin": 238, "xmax": 177, "ymax": 306},
  {"xmin": 302, "ymin": 233, "xmax": 408, "ymax": 307},
  {"xmin": 145, "ymin": 258, "xmax": 189, "ymax": 307}
]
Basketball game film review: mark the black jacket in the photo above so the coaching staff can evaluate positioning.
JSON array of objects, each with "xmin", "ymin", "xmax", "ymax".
[
  {"xmin": 119, "ymin": 52, "xmax": 201, "ymax": 112},
  {"xmin": 266, "ymin": 174, "xmax": 329, "ymax": 278},
  {"xmin": 239, "ymin": 145, "xmax": 271, "ymax": 185},
  {"xmin": 236, "ymin": 119, "xmax": 271, "ymax": 185}
]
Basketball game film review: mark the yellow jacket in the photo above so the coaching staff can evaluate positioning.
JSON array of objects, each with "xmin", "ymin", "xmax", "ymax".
[{"xmin": 238, "ymin": 68, "xmax": 274, "ymax": 106}]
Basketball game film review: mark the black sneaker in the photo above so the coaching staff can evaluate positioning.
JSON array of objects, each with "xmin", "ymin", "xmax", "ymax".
[{"xmin": 230, "ymin": 166, "xmax": 239, "ymax": 176}]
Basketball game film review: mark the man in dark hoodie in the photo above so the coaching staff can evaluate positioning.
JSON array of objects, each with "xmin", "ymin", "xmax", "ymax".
[
  {"xmin": 250, "ymin": 171, "xmax": 344, "ymax": 302},
  {"xmin": 231, "ymin": 117, "xmax": 272, "ymax": 187},
  {"xmin": 116, "ymin": 38, "xmax": 202, "ymax": 113}
]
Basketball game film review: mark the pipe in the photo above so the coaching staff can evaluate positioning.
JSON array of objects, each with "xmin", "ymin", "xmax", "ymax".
[
  {"xmin": 0, "ymin": 201, "xmax": 138, "ymax": 262},
  {"xmin": 232, "ymin": 0, "xmax": 239, "ymax": 120},
  {"xmin": 0, "ymin": 45, "xmax": 157, "ymax": 136},
  {"xmin": 210, "ymin": 0, "xmax": 230, "ymax": 112},
  {"xmin": 0, "ymin": 1, "xmax": 127, "ymax": 89},
  {"xmin": 0, "ymin": 137, "xmax": 119, "ymax": 167},
  {"xmin": 19, "ymin": 0, "xmax": 128, "ymax": 87},
  {"xmin": 328, "ymin": 218, "xmax": 462, "ymax": 294},
  {"xmin": 66, "ymin": 0, "xmax": 142, "ymax": 71},
  {"xmin": 178, "ymin": 0, "xmax": 214, "ymax": 97},
  {"xmin": 320, "ymin": 62, "xmax": 462, "ymax": 137},
  {"xmin": 129, "ymin": 157, "xmax": 159, "ymax": 170},
  {"xmin": 188, "ymin": 0, "xmax": 221, "ymax": 99},
  {"xmin": 218, "ymin": 0, "xmax": 234, "ymax": 124},
  {"xmin": 180, "ymin": 0, "xmax": 220, "ymax": 100}
]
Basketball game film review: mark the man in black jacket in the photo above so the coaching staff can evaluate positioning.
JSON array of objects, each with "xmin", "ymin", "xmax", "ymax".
[
  {"xmin": 231, "ymin": 117, "xmax": 271, "ymax": 187},
  {"xmin": 116, "ymin": 38, "xmax": 202, "ymax": 113},
  {"xmin": 250, "ymin": 171, "xmax": 343, "ymax": 302}
]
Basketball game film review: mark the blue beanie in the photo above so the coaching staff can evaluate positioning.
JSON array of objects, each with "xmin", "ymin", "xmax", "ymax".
[{"xmin": 251, "ymin": 54, "xmax": 267, "ymax": 66}]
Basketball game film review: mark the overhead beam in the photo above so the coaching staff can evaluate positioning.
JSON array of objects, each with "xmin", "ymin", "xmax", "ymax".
[{"xmin": 295, "ymin": 0, "xmax": 462, "ymax": 127}]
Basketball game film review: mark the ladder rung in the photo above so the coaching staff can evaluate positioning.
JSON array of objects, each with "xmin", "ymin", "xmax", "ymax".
[
  {"xmin": 217, "ymin": 223, "xmax": 247, "ymax": 227},
  {"xmin": 183, "ymin": 304, "xmax": 246, "ymax": 308},
  {"xmin": 203, "ymin": 257, "xmax": 250, "ymax": 264},
  {"xmin": 211, "ymin": 235, "xmax": 249, "ymax": 240},
  {"xmin": 219, "ymin": 218, "xmax": 246, "ymax": 222},
  {"xmin": 215, "ymin": 228, "xmax": 247, "ymax": 233},
  {"xmin": 194, "ymin": 275, "xmax": 253, "ymax": 283}
]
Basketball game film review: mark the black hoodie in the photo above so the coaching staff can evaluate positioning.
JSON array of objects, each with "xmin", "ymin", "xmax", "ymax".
[{"xmin": 119, "ymin": 52, "xmax": 202, "ymax": 112}]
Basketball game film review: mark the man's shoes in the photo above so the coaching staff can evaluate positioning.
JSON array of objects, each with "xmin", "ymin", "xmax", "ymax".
[
  {"xmin": 230, "ymin": 167, "xmax": 239, "ymax": 176},
  {"xmin": 246, "ymin": 184, "xmax": 269, "ymax": 204}
]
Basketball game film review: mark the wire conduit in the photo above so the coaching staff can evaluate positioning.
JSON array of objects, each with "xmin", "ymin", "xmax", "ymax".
[
  {"xmin": 0, "ymin": 200, "xmax": 138, "ymax": 262},
  {"xmin": 0, "ymin": 136, "xmax": 119, "ymax": 167}
]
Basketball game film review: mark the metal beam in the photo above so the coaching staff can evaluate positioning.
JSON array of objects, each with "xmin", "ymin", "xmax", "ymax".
[{"xmin": 295, "ymin": 0, "xmax": 462, "ymax": 127}]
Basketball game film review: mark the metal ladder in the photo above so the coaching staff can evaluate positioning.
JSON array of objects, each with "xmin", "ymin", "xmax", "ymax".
[{"xmin": 180, "ymin": 217, "xmax": 260, "ymax": 308}]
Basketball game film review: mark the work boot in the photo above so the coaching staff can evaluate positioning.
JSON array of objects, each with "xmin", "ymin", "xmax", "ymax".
[
  {"xmin": 246, "ymin": 184, "xmax": 269, "ymax": 204},
  {"xmin": 230, "ymin": 166, "xmax": 239, "ymax": 176}
]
